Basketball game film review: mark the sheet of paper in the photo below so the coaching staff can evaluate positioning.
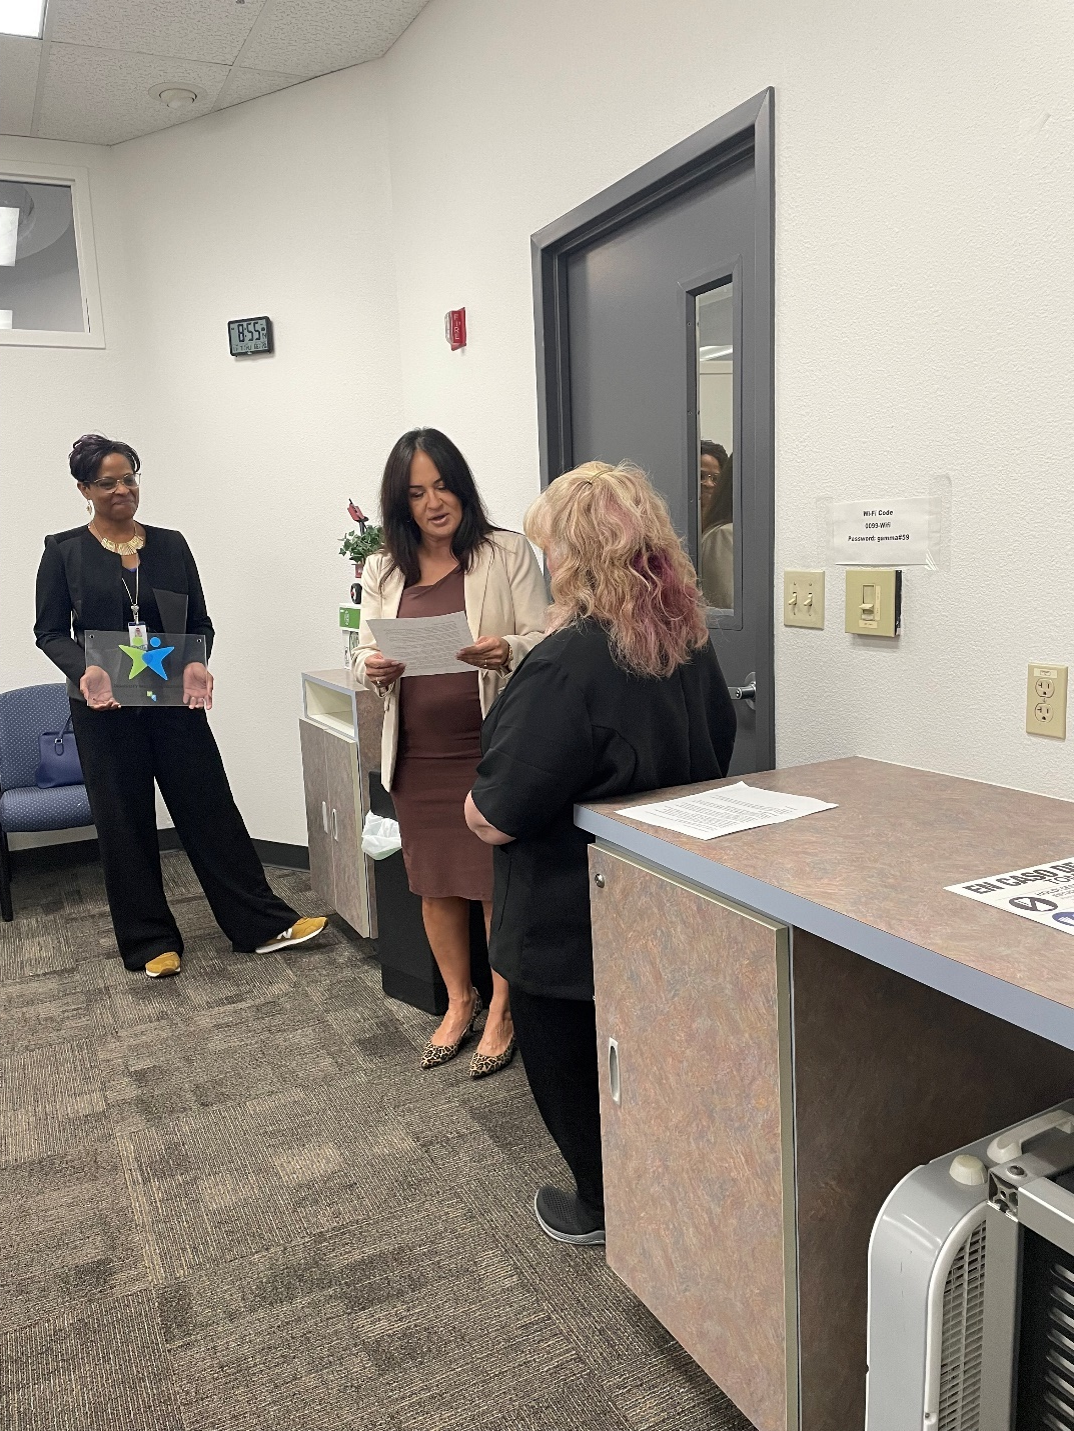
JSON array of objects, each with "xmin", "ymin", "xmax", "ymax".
[
  {"xmin": 617, "ymin": 782, "xmax": 837, "ymax": 840},
  {"xmin": 365, "ymin": 611, "xmax": 475, "ymax": 678},
  {"xmin": 946, "ymin": 856, "xmax": 1074, "ymax": 937},
  {"xmin": 830, "ymin": 497, "xmax": 931, "ymax": 565}
]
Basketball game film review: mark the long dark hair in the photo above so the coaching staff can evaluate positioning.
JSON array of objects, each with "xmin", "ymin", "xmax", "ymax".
[
  {"xmin": 69, "ymin": 433, "xmax": 141, "ymax": 484},
  {"xmin": 378, "ymin": 428, "xmax": 494, "ymax": 587}
]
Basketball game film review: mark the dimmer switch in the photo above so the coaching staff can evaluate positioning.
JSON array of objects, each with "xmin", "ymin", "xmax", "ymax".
[{"xmin": 845, "ymin": 569, "xmax": 901, "ymax": 637}]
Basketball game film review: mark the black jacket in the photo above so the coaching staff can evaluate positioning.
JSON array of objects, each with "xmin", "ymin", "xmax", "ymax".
[
  {"xmin": 34, "ymin": 525, "xmax": 214, "ymax": 699},
  {"xmin": 471, "ymin": 620, "xmax": 736, "ymax": 1000}
]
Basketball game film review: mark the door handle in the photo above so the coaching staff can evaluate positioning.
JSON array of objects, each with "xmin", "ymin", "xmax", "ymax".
[
  {"xmin": 331, "ymin": 808, "xmax": 339, "ymax": 841},
  {"xmin": 729, "ymin": 671, "xmax": 757, "ymax": 707},
  {"xmin": 321, "ymin": 800, "xmax": 328, "ymax": 834}
]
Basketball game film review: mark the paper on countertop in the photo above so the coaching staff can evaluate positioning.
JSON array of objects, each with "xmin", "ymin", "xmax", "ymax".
[
  {"xmin": 946, "ymin": 856, "xmax": 1074, "ymax": 937},
  {"xmin": 617, "ymin": 782, "xmax": 837, "ymax": 840},
  {"xmin": 365, "ymin": 611, "xmax": 475, "ymax": 678}
]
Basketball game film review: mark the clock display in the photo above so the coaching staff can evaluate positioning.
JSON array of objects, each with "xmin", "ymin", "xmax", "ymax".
[{"xmin": 228, "ymin": 316, "xmax": 273, "ymax": 356}]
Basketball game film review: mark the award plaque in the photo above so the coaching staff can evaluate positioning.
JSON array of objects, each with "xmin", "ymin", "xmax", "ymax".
[{"xmin": 84, "ymin": 633, "xmax": 208, "ymax": 707}]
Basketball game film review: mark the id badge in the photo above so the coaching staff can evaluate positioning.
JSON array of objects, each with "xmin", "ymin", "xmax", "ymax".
[{"xmin": 127, "ymin": 623, "xmax": 148, "ymax": 650}]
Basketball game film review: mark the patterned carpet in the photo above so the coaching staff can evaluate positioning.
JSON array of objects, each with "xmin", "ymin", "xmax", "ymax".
[{"xmin": 0, "ymin": 848, "xmax": 755, "ymax": 1431}]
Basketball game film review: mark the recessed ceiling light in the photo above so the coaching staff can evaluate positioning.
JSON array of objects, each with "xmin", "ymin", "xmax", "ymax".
[
  {"xmin": 0, "ymin": 0, "xmax": 45, "ymax": 38},
  {"xmin": 0, "ymin": 207, "xmax": 18, "ymax": 267},
  {"xmin": 149, "ymin": 84, "xmax": 202, "ymax": 109},
  {"xmin": 0, "ymin": 0, "xmax": 43, "ymax": 37}
]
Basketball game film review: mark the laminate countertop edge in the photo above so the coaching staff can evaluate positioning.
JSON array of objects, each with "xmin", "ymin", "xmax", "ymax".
[{"xmin": 576, "ymin": 805, "xmax": 1074, "ymax": 1054}]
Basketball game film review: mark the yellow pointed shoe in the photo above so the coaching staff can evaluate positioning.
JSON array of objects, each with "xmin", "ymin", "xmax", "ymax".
[
  {"xmin": 254, "ymin": 916, "xmax": 328, "ymax": 955},
  {"xmin": 145, "ymin": 952, "xmax": 181, "ymax": 978}
]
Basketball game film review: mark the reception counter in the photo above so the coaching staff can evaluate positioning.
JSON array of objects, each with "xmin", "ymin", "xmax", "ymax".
[{"xmin": 577, "ymin": 758, "xmax": 1074, "ymax": 1430}]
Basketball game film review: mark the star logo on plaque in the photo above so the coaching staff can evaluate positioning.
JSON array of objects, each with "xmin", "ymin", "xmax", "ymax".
[{"xmin": 119, "ymin": 636, "xmax": 174, "ymax": 680}]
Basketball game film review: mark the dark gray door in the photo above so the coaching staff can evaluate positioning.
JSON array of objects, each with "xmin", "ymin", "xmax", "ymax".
[{"xmin": 533, "ymin": 92, "xmax": 774, "ymax": 773}]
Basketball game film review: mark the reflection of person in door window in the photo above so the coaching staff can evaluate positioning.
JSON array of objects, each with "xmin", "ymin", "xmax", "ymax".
[{"xmin": 699, "ymin": 441, "xmax": 733, "ymax": 609}]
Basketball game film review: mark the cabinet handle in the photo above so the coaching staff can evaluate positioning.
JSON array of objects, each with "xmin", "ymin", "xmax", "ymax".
[
  {"xmin": 608, "ymin": 1037, "xmax": 621, "ymax": 1104},
  {"xmin": 321, "ymin": 801, "xmax": 328, "ymax": 834},
  {"xmin": 332, "ymin": 808, "xmax": 339, "ymax": 841}
]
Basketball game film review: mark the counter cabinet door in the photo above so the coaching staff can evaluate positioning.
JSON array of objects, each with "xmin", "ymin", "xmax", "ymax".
[
  {"xmin": 299, "ymin": 718, "xmax": 334, "ymax": 911},
  {"xmin": 322, "ymin": 726, "xmax": 374, "ymax": 939},
  {"xmin": 589, "ymin": 845, "xmax": 796, "ymax": 1431}
]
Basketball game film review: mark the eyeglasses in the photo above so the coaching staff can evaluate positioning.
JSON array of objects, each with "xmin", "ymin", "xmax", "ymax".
[{"xmin": 90, "ymin": 475, "xmax": 139, "ymax": 492}]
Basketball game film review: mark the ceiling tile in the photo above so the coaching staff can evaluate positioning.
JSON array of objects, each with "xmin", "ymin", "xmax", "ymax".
[
  {"xmin": 36, "ymin": 45, "xmax": 229, "ymax": 146},
  {"xmin": 238, "ymin": 0, "xmax": 430, "ymax": 78},
  {"xmin": 0, "ymin": 36, "xmax": 40, "ymax": 137},
  {"xmin": 48, "ymin": 0, "xmax": 268, "ymax": 66},
  {"xmin": 212, "ymin": 65, "xmax": 302, "ymax": 111}
]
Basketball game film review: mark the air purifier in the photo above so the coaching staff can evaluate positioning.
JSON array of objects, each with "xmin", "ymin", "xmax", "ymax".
[{"xmin": 866, "ymin": 1099, "xmax": 1074, "ymax": 1431}]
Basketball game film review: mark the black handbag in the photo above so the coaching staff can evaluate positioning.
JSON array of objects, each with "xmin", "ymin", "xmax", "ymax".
[{"xmin": 35, "ymin": 717, "xmax": 84, "ymax": 788}]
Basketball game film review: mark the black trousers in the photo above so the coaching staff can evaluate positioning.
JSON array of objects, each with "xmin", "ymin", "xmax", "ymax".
[
  {"xmin": 509, "ymin": 987, "xmax": 605, "ymax": 1219},
  {"xmin": 70, "ymin": 702, "xmax": 297, "ymax": 970}
]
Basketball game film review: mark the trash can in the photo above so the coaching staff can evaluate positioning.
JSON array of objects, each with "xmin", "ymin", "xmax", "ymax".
[{"xmin": 368, "ymin": 770, "xmax": 493, "ymax": 1015}]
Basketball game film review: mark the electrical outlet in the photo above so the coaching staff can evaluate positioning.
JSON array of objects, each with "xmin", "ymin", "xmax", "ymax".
[
  {"xmin": 784, "ymin": 570, "xmax": 825, "ymax": 629},
  {"xmin": 1026, "ymin": 663, "xmax": 1067, "ymax": 739}
]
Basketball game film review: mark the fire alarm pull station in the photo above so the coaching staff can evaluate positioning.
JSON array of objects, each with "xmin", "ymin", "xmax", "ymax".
[{"xmin": 445, "ymin": 308, "xmax": 466, "ymax": 351}]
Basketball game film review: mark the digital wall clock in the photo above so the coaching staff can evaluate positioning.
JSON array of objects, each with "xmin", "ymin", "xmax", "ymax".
[{"xmin": 228, "ymin": 316, "xmax": 273, "ymax": 356}]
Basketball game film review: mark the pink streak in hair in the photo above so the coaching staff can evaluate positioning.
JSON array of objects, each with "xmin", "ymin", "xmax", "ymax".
[{"xmin": 627, "ymin": 546, "xmax": 702, "ymax": 674}]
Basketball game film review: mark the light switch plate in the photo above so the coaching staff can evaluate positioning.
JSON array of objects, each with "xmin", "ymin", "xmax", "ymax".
[
  {"xmin": 784, "ymin": 570, "xmax": 825, "ymax": 629},
  {"xmin": 845, "ymin": 568, "xmax": 901, "ymax": 637},
  {"xmin": 1026, "ymin": 663, "xmax": 1067, "ymax": 739}
]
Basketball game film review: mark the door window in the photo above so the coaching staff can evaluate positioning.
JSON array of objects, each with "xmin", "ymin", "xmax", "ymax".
[{"xmin": 695, "ymin": 282, "xmax": 735, "ymax": 612}]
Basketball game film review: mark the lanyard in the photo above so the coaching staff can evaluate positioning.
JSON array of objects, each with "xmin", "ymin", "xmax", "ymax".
[{"xmin": 120, "ymin": 564, "xmax": 140, "ymax": 625}]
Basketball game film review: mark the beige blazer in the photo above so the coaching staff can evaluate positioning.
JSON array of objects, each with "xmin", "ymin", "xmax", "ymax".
[{"xmin": 351, "ymin": 529, "xmax": 548, "ymax": 789}]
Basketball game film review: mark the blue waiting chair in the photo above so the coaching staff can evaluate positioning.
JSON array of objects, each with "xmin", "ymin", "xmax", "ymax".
[{"xmin": 0, "ymin": 683, "xmax": 94, "ymax": 921}]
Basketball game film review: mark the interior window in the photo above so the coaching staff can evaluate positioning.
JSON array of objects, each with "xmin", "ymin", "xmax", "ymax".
[{"xmin": 0, "ymin": 180, "xmax": 85, "ymax": 334}]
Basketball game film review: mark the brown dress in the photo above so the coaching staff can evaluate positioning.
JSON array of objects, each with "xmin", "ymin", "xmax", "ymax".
[{"xmin": 390, "ymin": 565, "xmax": 494, "ymax": 901}]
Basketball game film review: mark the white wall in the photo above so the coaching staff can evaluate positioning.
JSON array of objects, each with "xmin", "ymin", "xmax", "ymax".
[
  {"xmin": 381, "ymin": 0, "xmax": 1074, "ymax": 798},
  {"xmin": 107, "ymin": 63, "xmax": 402, "ymax": 845},
  {"xmin": 4, "ymin": 0, "xmax": 1074, "ymax": 850}
]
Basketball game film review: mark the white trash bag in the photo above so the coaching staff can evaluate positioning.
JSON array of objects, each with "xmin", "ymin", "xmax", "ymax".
[{"xmin": 361, "ymin": 811, "xmax": 402, "ymax": 860}]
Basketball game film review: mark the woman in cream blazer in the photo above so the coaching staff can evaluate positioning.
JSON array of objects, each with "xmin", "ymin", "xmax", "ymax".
[
  {"xmin": 351, "ymin": 428, "xmax": 546, "ymax": 1079},
  {"xmin": 354, "ymin": 527, "xmax": 546, "ymax": 789}
]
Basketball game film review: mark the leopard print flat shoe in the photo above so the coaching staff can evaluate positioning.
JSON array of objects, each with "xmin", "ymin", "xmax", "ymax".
[
  {"xmin": 420, "ymin": 986, "xmax": 483, "ymax": 1070},
  {"xmin": 468, "ymin": 1037, "xmax": 516, "ymax": 1080}
]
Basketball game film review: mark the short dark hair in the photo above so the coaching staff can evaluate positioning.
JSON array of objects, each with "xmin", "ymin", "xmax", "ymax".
[
  {"xmin": 700, "ymin": 440, "xmax": 728, "ymax": 470},
  {"xmin": 69, "ymin": 433, "xmax": 141, "ymax": 485},
  {"xmin": 378, "ymin": 428, "xmax": 494, "ymax": 587}
]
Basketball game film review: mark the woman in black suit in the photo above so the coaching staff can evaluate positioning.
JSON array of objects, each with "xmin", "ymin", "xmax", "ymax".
[
  {"xmin": 34, "ymin": 433, "xmax": 326, "ymax": 978},
  {"xmin": 465, "ymin": 461, "xmax": 736, "ymax": 1245}
]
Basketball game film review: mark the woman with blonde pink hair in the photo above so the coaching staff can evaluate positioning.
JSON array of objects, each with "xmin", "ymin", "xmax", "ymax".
[{"xmin": 465, "ymin": 460, "xmax": 736, "ymax": 1245}]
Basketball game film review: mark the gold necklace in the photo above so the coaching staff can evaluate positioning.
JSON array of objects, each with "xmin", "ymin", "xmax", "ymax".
[{"xmin": 89, "ymin": 521, "xmax": 144, "ymax": 556}]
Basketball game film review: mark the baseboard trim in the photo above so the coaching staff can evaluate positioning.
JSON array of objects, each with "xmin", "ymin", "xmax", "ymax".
[
  {"xmin": 251, "ymin": 840, "xmax": 310, "ymax": 871},
  {"xmin": 10, "ymin": 831, "xmax": 309, "ymax": 873},
  {"xmin": 9, "ymin": 837, "xmax": 100, "ymax": 872}
]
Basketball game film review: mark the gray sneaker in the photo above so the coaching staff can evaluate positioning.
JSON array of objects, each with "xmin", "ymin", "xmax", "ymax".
[{"xmin": 534, "ymin": 1186, "xmax": 606, "ymax": 1246}]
